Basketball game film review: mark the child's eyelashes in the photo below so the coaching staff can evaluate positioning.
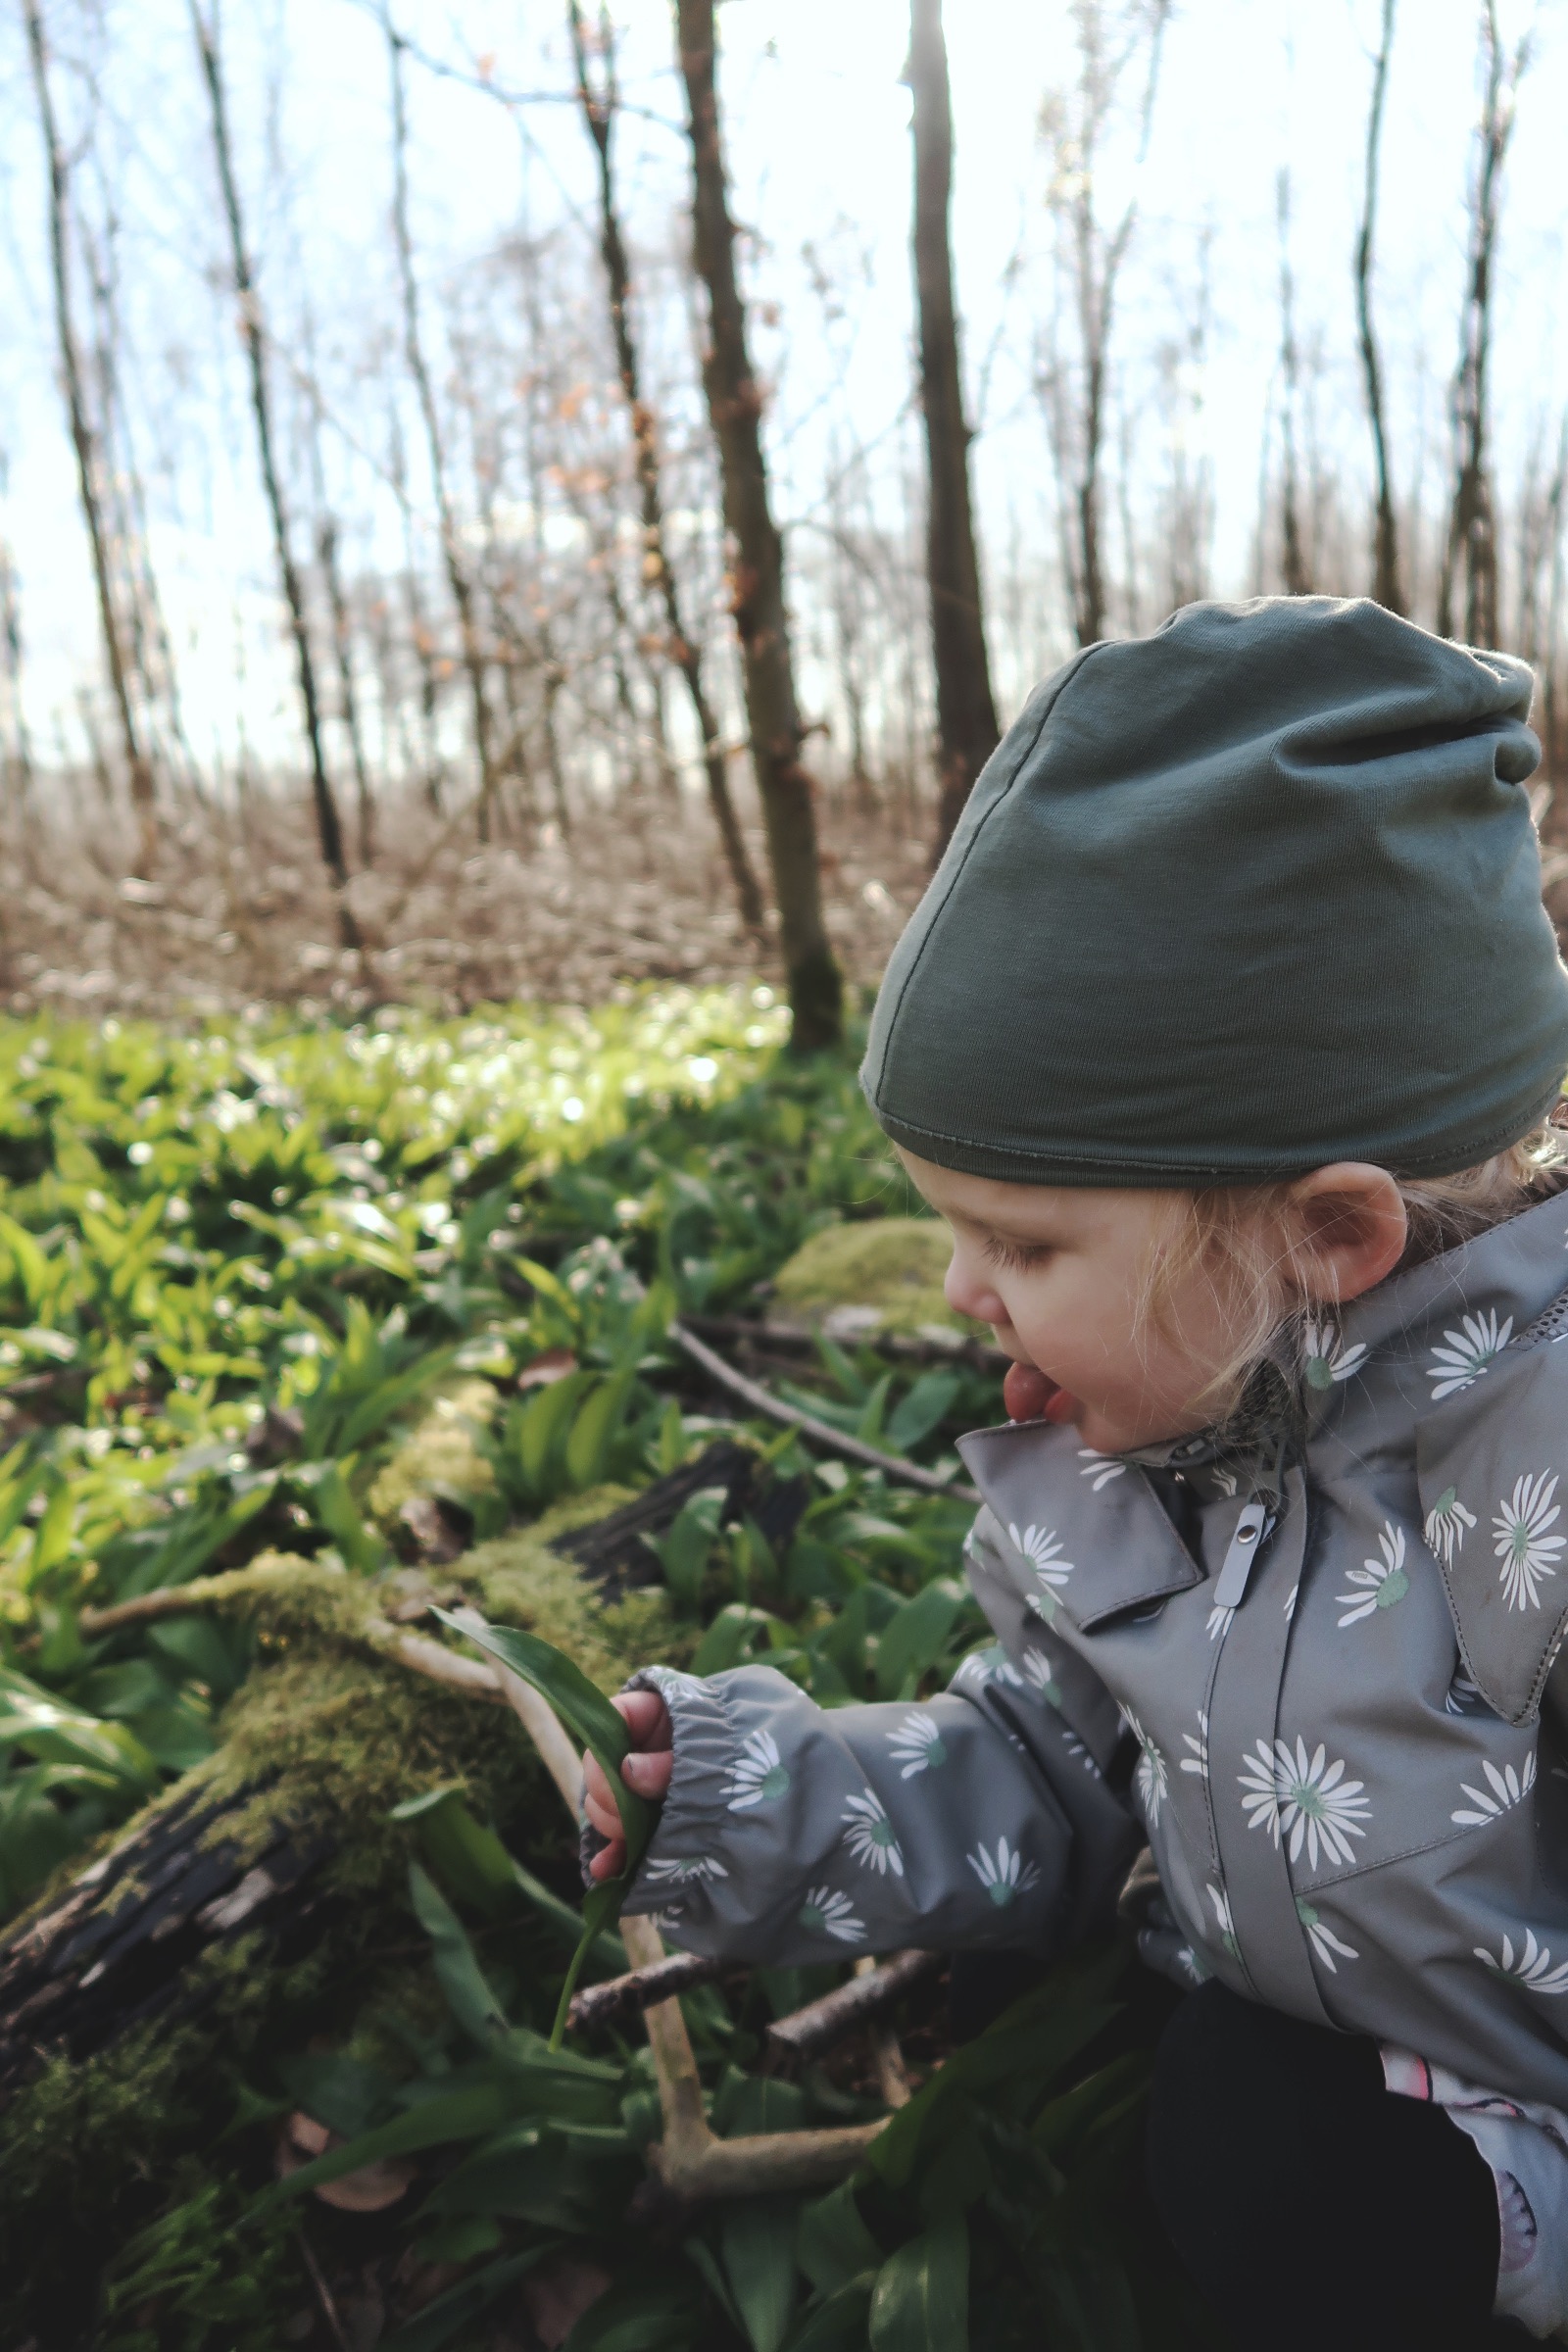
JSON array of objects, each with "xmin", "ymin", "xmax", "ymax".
[{"xmin": 981, "ymin": 1235, "xmax": 1054, "ymax": 1273}]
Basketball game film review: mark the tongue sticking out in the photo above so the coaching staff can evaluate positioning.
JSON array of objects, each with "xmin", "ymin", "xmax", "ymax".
[{"xmin": 1003, "ymin": 1362, "xmax": 1077, "ymax": 1425}]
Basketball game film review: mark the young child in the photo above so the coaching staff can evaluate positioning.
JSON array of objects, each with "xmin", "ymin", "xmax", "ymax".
[{"xmin": 583, "ymin": 597, "xmax": 1568, "ymax": 2348}]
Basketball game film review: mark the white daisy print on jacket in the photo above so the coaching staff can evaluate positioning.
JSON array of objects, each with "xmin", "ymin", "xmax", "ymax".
[
  {"xmin": 967, "ymin": 1836, "xmax": 1041, "ymax": 1907},
  {"xmin": 1297, "ymin": 1896, "xmax": 1358, "ymax": 1972},
  {"xmin": 1077, "ymin": 1447, "xmax": 1125, "ymax": 1491},
  {"xmin": 843, "ymin": 1789, "xmax": 905, "ymax": 1877},
  {"xmin": 1452, "ymin": 1752, "xmax": 1537, "ymax": 1827},
  {"xmin": 1337, "ymin": 1522, "xmax": 1410, "ymax": 1626},
  {"xmin": 1007, "ymin": 1523, "xmax": 1073, "ymax": 1591},
  {"xmin": 1476, "ymin": 1931, "xmax": 1568, "ymax": 1994},
  {"xmin": 1239, "ymin": 1737, "xmax": 1371, "ymax": 1869},
  {"xmin": 725, "ymin": 1729, "xmax": 791, "ymax": 1811},
  {"xmin": 1302, "ymin": 1321, "xmax": 1369, "ymax": 1391},
  {"xmin": 1207, "ymin": 1602, "xmax": 1236, "ymax": 1644},
  {"xmin": 1123, "ymin": 1708, "xmax": 1168, "ymax": 1826},
  {"xmin": 1494, "ymin": 1473, "xmax": 1565, "ymax": 1611},
  {"xmin": 1206, "ymin": 1883, "xmax": 1239, "ymax": 1959},
  {"xmin": 1427, "ymin": 1309, "xmax": 1513, "ymax": 1399},
  {"xmin": 643, "ymin": 1854, "xmax": 728, "ymax": 1885},
  {"xmin": 799, "ymin": 1886, "xmax": 866, "ymax": 1944},
  {"xmin": 1181, "ymin": 1711, "xmax": 1209, "ymax": 1781},
  {"xmin": 1446, "ymin": 1671, "xmax": 1486, "ymax": 1716},
  {"xmin": 1425, "ymin": 1486, "xmax": 1479, "ymax": 1567},
  {"xmin": 887, "ymin": 1709, "xmax": 948, "ymax": 1779},
  {"xmin": 1020, "ymin": 1648, "xmax": 1062, "ymax": 1705}
]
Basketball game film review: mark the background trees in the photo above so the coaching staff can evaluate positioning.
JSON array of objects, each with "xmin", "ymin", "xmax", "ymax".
[{"xmin": 3, "ymin": 0, "xmax": 1567, "ymax": 1025}]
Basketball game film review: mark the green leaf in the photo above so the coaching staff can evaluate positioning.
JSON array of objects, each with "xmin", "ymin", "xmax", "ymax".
[
  {"xmin": 562, "ymin": 2276, "xmax": 703, "ymax": 2352},
  {"xmin": 721, "ymin": 2198, "xmax": 800, "ymax": 2352},
  {"xmin": 268, "ymin": 2080, "xmax": 522, "ymax": 2202},
  {"xmin": 873, "ymin": 1582, "xmax": 966, "ymax": 1700},
  {"xmin": 514, "ymin": 1369, "xmax": 595, "ymax": 1498},
  {"xmin": 380, "ymin": 2249, "xmax": 547, "ymax": 2352},
  {"xmin": 781, "ymin": 2278, "xmax": 877, "ymax": 2352},
  {"xmin": 867, "ymin": 2217, "xmax": 968, "ymax": 2352},
  {"xmin": 796, "ymin": 2180, "xmax": 884, "ymax": 2298},
  {"xmin": 649, "ymin": 1485, "xmax": 727, "ymax": 1615},
  {"xmin": 408, "ymin": 1863, "xmax": 509, "ymax": 2046},
  {"xmin": 885, "ymin": 1372, "xmax": 960, "ymax": 1454},
  {"xmin": 564, "ymin": 1368, "xmax": 637, "ymax": 1489},
  {"xmin": 429, "ymin": 1610, "xmax": 655, "ymax": 2047}
]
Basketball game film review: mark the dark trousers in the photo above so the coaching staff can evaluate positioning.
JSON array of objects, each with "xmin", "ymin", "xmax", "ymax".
[{"xmin": 1148, "ymin": 1980, "xmax": 1526, "ymax": 2351}]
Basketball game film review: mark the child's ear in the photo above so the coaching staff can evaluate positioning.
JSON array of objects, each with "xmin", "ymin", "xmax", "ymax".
[{"xmin": 1282, "ymin": 1163, "xmax": 1408, "ymax": 1305}]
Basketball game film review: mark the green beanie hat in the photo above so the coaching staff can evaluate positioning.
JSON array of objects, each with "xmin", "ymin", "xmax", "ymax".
[{"xmin": 862, "ymin": 596, "xmax": 1568, "ymax": 1186}]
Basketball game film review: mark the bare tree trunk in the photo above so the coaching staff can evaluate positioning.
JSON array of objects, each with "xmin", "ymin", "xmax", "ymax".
[
  {"xmin": 568, "ymin": 0, "xmax": 765, "ymax": 937},
  {"xmin": 1355, "ymin": 0, "xmax": 1404, "ymax": 612},
  {"xmin": 188, "ymin": 0, "xmax": 354, "ymax": 937},
  {"xmin": 24, "ymin": 0, "xmax": 156, "ymax": 874},
  {"xmin": 0, "ymin": 462, "xmax": 34, "ymax": 804},
  {"xmin": 1040, "ymin": 0, "xmax": 1170, "ymax": 651},
  {"xmin": 1438, "ymin": 0, "xmax": 1529, "ymax": 647},
  {"xmin": 317, "ymin": 515, "xmax": 376, "ymax": 868},
  {"xmin": 1276, "ymin": 169, "xmax": 1312, "ymax": 598},
  {"xmin": 675, "ymin": 0, "xmax": 842, "ymax": 1050},
  {"xmin": 384, "ymin": 17, "xmax": 498, "ymax": 840},
  {"xmin": 908, "ymin": 0, "xmax": 1001, "ymax": 860}
]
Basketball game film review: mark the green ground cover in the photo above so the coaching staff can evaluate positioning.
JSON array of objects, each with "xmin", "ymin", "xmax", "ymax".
[{"xmin": 0, "ymin": 991, "xmax": 1217, "ymax": 2352}]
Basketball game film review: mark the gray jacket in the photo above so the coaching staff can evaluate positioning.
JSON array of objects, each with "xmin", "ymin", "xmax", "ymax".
[{"xmin": 627, "ymin": 1191, "xmax": 1568, "ymax": 2111}]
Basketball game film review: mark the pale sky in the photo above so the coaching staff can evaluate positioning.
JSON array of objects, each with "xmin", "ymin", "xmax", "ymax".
[{"xmin": 0, "ymin": 0, "xmax": 1560, "ymax": 768}]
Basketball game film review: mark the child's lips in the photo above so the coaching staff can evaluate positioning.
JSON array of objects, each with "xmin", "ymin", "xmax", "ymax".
[{"xmin": 1002, "ymin": 1361, "xmax": 1079, "ymax": 1425}]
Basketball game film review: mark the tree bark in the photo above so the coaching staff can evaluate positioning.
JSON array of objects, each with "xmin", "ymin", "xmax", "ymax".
[
  {"xmin": 1354, "ymin": 0, "xmax": 1403, "ymax": 613},
  {"xmin": 1438, "ymin": 0, "xmax": 1527, "ymax": 648},
  {"xmin": 674, "ymin": 0, "xmax": 843, "ymax": 1051},
  {"xmin": 188, "ymin": 2, "xmax": 355, "ymax": 934},
  {"xmin": 1276, "ymin": 169, "xmax": 1312, "ymax": 598},
  {"xmin": 384, "ymin": 18, "xmax": 500, "ymax": 841},
  {"xmin": 317, "ymin": 515, "xmax": 376, "ymax": 870},
  {"xmin": 24, "ymin": 0, "xmax": 156, "ymax": 875},
  {"xmin": 569, "ymin": 0, "xmax": 765, "ymax": 938},
  {"xmin": 908, "ymin": 0, "xmax": 1000, "ymax": 860}
]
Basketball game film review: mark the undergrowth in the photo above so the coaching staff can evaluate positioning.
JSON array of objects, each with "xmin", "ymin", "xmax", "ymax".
[{"xmin": 0, "ymin": 988, "xmax": 1219, "ymax": 2351}]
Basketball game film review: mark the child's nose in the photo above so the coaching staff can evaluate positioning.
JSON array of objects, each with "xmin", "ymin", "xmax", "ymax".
[{"xmin": 945, "ymin": 1247, "xmax": 1005, "ymax": 1326}]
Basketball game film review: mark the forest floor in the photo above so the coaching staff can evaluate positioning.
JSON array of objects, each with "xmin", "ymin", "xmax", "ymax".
[{"xmin": 0, "ymin": 783, "xmax": 933, "ymax": 1021}]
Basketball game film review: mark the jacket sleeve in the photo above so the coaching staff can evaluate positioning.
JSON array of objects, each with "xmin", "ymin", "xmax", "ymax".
[{"xmin": 614, "ymin": 1509, "xmax": 1140, "ymax": 1966}]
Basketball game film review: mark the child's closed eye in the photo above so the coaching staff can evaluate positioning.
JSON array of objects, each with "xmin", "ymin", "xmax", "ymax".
[{"xmin": 981, "ymin": 1235, "xmax": 1053, "ymax": 1273}]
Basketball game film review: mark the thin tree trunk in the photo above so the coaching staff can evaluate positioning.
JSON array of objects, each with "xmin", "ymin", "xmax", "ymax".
[
  {"xmin": 674, "ymin": 0, "xmax": 842, "ymax": 1050},
  {"xmin": 317, "ymin": 515, "xmax": 376, "ymax": 868},
  {"xmin": 24, "ymin": 0, "xmax": 156, "ymax": 874},
  {"xmin": 1438, "ymin": 0, "xmax": 1528, "ymax": 646},
  {"xmin": 0, "ymin": 489, "xmax": 34, "ymax": 803},
  {"xmin": 908, "ymin": 0, "xmax": 1001, "ymax": 860},
  {"xmin": 1355, "ymin": 0, "xmax": 1403, "ymax": 612},
  {"xmin": 1276, "ymin": 170, "xmax": 1311, "ymax": 598},
  {"xmin": 384, "ymin": 17, "xmax": 498, "ymax": 840},
  {"xmin": 188, "ymin": 1, "xmax": 355, "ymax": 937},
  {"xmin": 568, "ymin": 0, "xmax": 765, "ymax": 937}
]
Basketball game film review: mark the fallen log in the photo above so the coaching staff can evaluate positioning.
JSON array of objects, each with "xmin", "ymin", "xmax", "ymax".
[{"xmin": 566, "ymin": 1949, "xmax": 724, "ymax": 2033}]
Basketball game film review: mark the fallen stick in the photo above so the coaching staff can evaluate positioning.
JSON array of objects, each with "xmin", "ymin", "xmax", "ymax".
[
  {"xmin": 681, "ymin": 1312, "xmax": 1010, "ymax": 1376},
  {"xmin": 566, "ymin": 1949, "xmax": 724, "ymax": 2032},
  {"xmin": 764, "ymin": 1947, "xmax": 943, "ymax": 2070},
  {"xmin": 668, "ymin": 1319, "xmax": 979, "ymax": 1502}
]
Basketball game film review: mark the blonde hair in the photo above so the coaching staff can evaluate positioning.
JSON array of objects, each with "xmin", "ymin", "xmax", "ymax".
[{"xmin": 1143, "ymin": 1114, "xmax": 1568, "ymax": 1423}]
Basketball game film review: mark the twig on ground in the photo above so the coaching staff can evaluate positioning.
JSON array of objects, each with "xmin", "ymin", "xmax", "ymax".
[
  {"xmin": 668, "ymin": 1319, "xmax": 979, "ymax": 1501},
  {"xmin": 566, "ymin": 1949, "xmax": 724, "ymax": 2032},
  {"xmin": 764, "ymin": 1947, "xmax": 943, "ymax": 2071},
  {"xmin": 683, "ymin": 1311, "xmax": 1009, "ymax": 1376}
]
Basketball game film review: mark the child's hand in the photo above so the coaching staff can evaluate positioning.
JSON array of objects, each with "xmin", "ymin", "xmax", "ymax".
[{"xmin": 582, "ymin": 1690, "xmax": 672, "ymax": 1881}]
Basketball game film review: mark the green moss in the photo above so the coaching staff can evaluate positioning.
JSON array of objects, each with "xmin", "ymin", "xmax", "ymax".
[
  {"xmin": 773, "ymin": 1214, "xmax": 973, "ymax": 1335},
  {"xmin": 448, "ymin": 1490, "xmax": 678, "ymax": 1694},
  {"xmin": 367, "ymin": 1376, "xmax": 500, "ymax": 1525}
]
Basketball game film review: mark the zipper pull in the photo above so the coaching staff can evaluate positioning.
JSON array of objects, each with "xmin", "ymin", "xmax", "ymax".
[{"xmin": 1212, "ymin": 1498, "xmax": 1274, "ymax": 1612}]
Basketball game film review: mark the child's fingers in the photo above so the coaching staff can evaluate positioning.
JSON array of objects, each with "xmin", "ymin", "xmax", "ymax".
[
  {"xmin": 588, "ymin": 1834, "xmax": 626, "ymax": 1881},
  {"xmin": 583, "ymin": 1779, "xmax": 624, "ymax": 1841},
  {"xmin": 620, "ymin": 1747, "xmax": 673, "ymax": 1798},
  {"xmin": 612, "ymin": 1690, "xmax": 673, "ymax": 1750}
]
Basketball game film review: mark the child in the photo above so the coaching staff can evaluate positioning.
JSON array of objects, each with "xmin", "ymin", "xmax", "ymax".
[{"xmin": 583, "ymin": 598, "xmax": 1568, "ymax": 2348}]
